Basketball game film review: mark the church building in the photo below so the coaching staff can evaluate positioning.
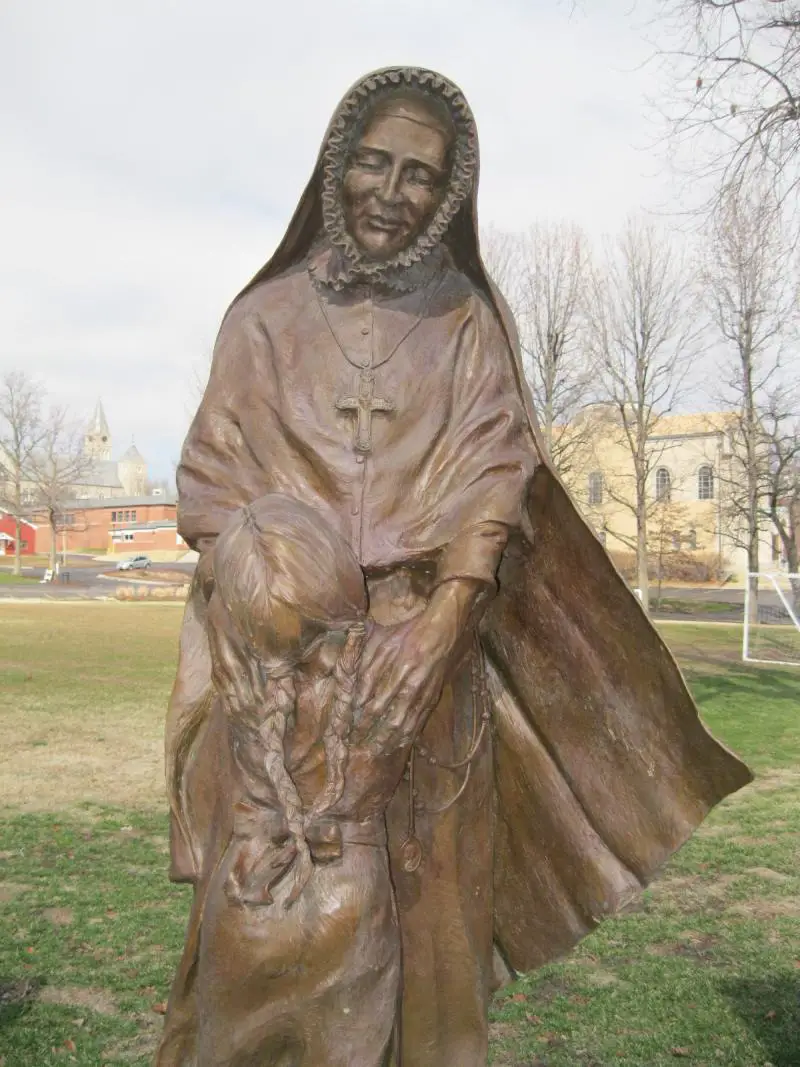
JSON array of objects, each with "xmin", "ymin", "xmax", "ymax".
[{"xmin": 73, "ymin": 400, "xmax": 149, "ymax": 499}]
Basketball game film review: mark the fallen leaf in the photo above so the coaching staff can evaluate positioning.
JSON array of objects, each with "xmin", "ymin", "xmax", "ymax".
[
  {"xmin": 671, "ymin": 1049, "xmax": 691, "ymax": 1058},
  {"xmin": 151, "ymin": 1001, "xmax": 168, "ymax": 1015},
  {"xmin": 64, "ymin": 1040, "xmax": 77, "ymax": 1053},
  {"xmin": 764, "ymin": 1009, "xmax": 777, "ymax": 1020},
  {"xmin": 511, "ymin": 992, "xmax": 527, "ymax": 1002}
]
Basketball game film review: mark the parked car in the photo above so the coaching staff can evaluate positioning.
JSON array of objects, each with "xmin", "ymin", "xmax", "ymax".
[{"xmin": 115, "ymin": 555, "xmax": 152, "ymax": 571}]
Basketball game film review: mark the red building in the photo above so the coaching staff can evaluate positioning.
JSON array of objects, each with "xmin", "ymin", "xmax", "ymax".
[
  {"xmin": 33, "ymin": 495, "xmax": 179, "ymax": 555},
  {"xmin": 0, "ymin": 513, "xmax": 38, "ymax": 556}
]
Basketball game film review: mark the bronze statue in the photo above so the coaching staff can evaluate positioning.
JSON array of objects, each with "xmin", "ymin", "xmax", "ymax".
[{"xmin": 157, "ymin": 67, "xmax": 751, "ymax": 1067}]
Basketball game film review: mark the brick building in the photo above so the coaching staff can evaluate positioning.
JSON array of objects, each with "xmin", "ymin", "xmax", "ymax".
[
  {"xmin": 109, "ymin": 517, "xmax": 187, "ymax": 555},
  {"xmin": 33, "ymin": 495, "xmax": 179, "ymax": 555}
]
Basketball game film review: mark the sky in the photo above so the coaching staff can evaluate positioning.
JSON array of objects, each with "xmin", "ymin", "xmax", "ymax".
[{"xmin": 0, "ymin": 0, "xmax": 686, "ymax": 481}]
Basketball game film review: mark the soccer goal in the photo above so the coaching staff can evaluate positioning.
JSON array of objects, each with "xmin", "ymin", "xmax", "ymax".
[{"xmin": 743, "ymin": 573, "xmax": 800, "ymax": 667}]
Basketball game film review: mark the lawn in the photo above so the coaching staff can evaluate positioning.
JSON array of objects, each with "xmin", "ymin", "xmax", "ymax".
[
  {"xmin": 0, "ymin": 573, "xmax": 38, "ymax": 586},
  {"xmin": 0, "ymin": 607, "xmax": 798, "ymax": 1066}
]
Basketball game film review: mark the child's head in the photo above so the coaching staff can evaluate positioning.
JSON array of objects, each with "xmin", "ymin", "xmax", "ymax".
[{"xmin": 213, "ymin": 494, "xmax": 367, "ymax": 673}]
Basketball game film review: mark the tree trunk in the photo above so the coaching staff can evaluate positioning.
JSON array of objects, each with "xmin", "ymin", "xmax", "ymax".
[
  {"xmin": 49, "ymin": 514, "xmax": 58, "ymax": 574},
  {"xmin": 637, "ymin": 509, "xmax": 650, "ymax": 613},
  {"xmin": 13, "ymin": 514, "xmax": 22, "ymax": 576},
  {"xmin": 746, "ymin": 532, "xmax": 760, "ymax": 626}
]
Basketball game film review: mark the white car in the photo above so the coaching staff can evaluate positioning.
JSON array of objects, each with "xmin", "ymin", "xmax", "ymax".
[{"xmin": 115, "ymin": 555, "xmax": 152, "ymax": 571}]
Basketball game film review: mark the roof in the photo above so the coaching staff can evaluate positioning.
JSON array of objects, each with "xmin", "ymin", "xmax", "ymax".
[
  {"xmin": 650, "ymin": 412, "xmax": 737, "ymax": 437},
  {"xmin": 73, "ymin": 459, "xmax": 124, "ymax": 489},
  {"xmin": 87, "ymin": 399, "xmax": 111, "ymax": 439},
  {"xmin": 120, "ymin": 444, "xmax": 146, "ymax": 463},
  {"xmin": 112, "ymin": 520, "xmax": 178, "ymax": 532},
  {"xmin": 54, "ymin": 494, "xmax": 177, "ymax": 512}
]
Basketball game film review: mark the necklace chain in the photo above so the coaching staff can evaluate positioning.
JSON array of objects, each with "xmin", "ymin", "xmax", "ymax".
[{"xmin": 314, "ymin": 272, "xmax": 444, "ymax": 373}]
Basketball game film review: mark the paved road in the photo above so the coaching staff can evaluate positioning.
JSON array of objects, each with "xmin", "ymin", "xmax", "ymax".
[
  {"xmin": 0, "ymin": 557, "xmax": 195, "ymax": 600},
  {"xmin": 1, "ymin": 562, "xmax": 794, "ymax": 621}
]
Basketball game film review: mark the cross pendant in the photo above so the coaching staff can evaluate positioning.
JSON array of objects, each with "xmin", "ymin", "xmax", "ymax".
[{"xmin": 336, "ymin": 370, "xmax": 395, "ymax": 453}]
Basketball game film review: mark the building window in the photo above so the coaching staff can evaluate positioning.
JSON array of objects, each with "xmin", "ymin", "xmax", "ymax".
[
  {"xmin": 124, "ymin": 510, "xmax": 130, "ymax": 521},
  {"xmin": 588, "ymin": 471, "xmax": 603, "ymax": 506},
  {"xmin": 111, "ymin": 511, "xmax": 117, "ymax": 522},
  {"xmin": 698, "ymin": 465, "xmax": 714, "ymax": 500},
  {"xmin": 655, "ymin": 467, "xmax": 671, "ymax": 502},
  {"xmin": 20, "ymin": 540, "xmax": 27, "ymax": 550},
  {"xmin": 686, "ymin": 528, "xmax": 697, "ymax": 551},
  {"xmin": 131, "ymin": 510, "xmax": 136, "ymax": 522}
]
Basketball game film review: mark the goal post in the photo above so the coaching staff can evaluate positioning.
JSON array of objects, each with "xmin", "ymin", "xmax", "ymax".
[{"xmin": 743, "ymin": 573, "xmax": 800, "ymax": 668}]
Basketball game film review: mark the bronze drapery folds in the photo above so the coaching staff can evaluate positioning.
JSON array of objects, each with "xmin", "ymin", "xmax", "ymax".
[{"xmin": 157, "ymin": 67, "xmax": 751, "ymax": 1067}]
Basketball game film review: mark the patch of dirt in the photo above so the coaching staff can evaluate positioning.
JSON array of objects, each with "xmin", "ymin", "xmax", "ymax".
[
  {"xmin": 645, "ymin": 932, "xmax": 720, "ymax": 958},
  {"xmin": 0, "ymin": 882, "xmax": 32, "ymax": 903},
  {"xmin": 726, "ymin": 897, "xmax": 800, "ymax": 919},
  {"xmin": 102, "ymin": 1013, "xmax": 161, "ymax": 1062},
  {"xmin": 730, "ymin": 835, "xmax": 780, "ymax": 846},
  {"xmin": 585, "ymin": 968, "xmax": 627, "ymax": 989},
  {"xmin": 39, "ymin": 985, "xmax": 119, "ymax": 1016},
  {"xmin": 41, "ymin": 907, "xmax": 74, "ymax": 926},
  {"xmin": 695, "ymin": 822, "xmax": 738, "ymax": 838},
  {"xmin": 0, "ymin": 712, "xmax": 166, "ymax": 813},
  {"xmin": 101, "ymin": 569, "xmax": 188, "ymax": 585},
  {"xmin": 744, "ymin": 866, "xmax": 792, "ymax": 883},
  {"xmin": 744, "ymin": 769, "xmax": 800, "ymax": 794},
  {"xmin": 650, "ymin": 873, "xmax": 739, "ymax": 911}
]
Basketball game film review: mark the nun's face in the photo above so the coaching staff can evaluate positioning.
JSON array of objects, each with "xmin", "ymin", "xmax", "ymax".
[{"xmin": 343, "ymin": 98, "xmax": 450, "ymax": 261}]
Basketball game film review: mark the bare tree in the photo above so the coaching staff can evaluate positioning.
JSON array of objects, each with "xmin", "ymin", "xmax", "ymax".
[
  {"xmin": 482, "ymin": 223, "xmax": 596, "ymax": 475},
  {"xmin": 702, "ymin": 188, "xmax": 797, "ymax": 615},
  {"xmin": 761, "ymin": 386, "xmax": 800, "ymax": 607},
  {"xmin": 26, "ymin": 407, "xmax": 92, "ymax": 572},
  {"xmin": 655, "ymin": 0, "xmax": 800, "ymax": 219},
  {"xmin": 0, "ymin": 372, "xmax": 44, "ymax": 574},
  {"xmin": 585, "ymin": 217, "xmax": 702, "ymax": 611}
]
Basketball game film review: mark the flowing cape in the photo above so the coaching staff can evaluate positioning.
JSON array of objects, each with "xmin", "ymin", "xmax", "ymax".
[{"xmin": 164, "ymin": 67, "xmax": 751, "ymax": 976}]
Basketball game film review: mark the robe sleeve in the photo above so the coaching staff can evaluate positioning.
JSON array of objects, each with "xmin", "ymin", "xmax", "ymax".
[
  {"xmin": 420, "ymin": 290, "xmax": 539, "ymax": 586},
  {"xmin": 177, "ymin": 304, "xmax": 275, "ymax": 551},
  {"xmin": 436, "ymin": 521, "xmax": 509, "ymax": 588}
]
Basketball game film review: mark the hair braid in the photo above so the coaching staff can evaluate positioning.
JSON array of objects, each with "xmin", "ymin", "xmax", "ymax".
[{"xmin": 305, "ymin": 624, "xmax": 365, "ymax": 825}]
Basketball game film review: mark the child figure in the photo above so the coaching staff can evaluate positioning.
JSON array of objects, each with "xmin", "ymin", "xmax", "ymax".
[{"xmin": 161, "ymin": 494, "xmax": 412, "ymax": 1067}]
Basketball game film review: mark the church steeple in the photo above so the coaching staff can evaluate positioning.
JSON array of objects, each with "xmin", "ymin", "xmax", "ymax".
[{"xmin": 84, "ymin": 399, "xmax": 112, "ymax": 461}]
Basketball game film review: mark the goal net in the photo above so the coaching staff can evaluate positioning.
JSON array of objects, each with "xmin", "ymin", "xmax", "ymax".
[{"xmin": 743, "ymin": 573, "xmax": 800, "ymax": 667}]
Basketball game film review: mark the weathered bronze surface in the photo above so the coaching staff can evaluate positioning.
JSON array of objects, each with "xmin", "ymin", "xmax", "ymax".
[{"xmin": 157, "ymin": 67, "xmax": 752, "ymax": 1067}]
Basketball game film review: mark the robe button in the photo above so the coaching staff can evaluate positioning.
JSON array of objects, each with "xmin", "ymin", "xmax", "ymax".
[
  {"xmin": 361, "ymin": 326, "xmax": 369, "ymax": 335},
  {"xmin": 352, "ymin": 505, "xmax": 360, "ymax": 515},
  {"xmin": 356, "ymin": 456, "xmax": 365, "ymax": 465}
]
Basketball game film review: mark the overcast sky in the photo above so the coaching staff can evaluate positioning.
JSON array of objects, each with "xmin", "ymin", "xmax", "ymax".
[{"xmin": 1, "ymin": 0, "xmax": 686, "ymax": 481}]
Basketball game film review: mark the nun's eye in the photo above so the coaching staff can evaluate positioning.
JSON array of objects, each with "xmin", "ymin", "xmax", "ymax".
[
  {"xmin": 406, "ymin": 167, "xmax": 435, "ymax": 189},
  {"xmin": 353, "ymin": 151, "xmax": 386, "ymax": 172}
]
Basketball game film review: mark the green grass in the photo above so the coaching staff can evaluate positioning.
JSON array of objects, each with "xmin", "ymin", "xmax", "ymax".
[
  {"xmin": 0, "ymin": 608, "xmax": 798, "ymax": 1066},
  {"xmin": 0, "ymin": 572, "xmax": 37, "ymax": 585},
  {"xmin": 655, "ymin": 597, "xmax": 740, "ymax": 617}
]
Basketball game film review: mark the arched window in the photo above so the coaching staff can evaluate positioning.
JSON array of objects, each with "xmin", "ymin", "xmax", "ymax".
[
  {"xmin": 698, "ymin": 465, "xmax": 714, "ymax": 500},
  {"xmin": 588, "ymin": 471, "xmax": 603, "ymax": 506},
  {"xmin": 655, "ymin": 467, "xmax": 671, "ymax": 502}
]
